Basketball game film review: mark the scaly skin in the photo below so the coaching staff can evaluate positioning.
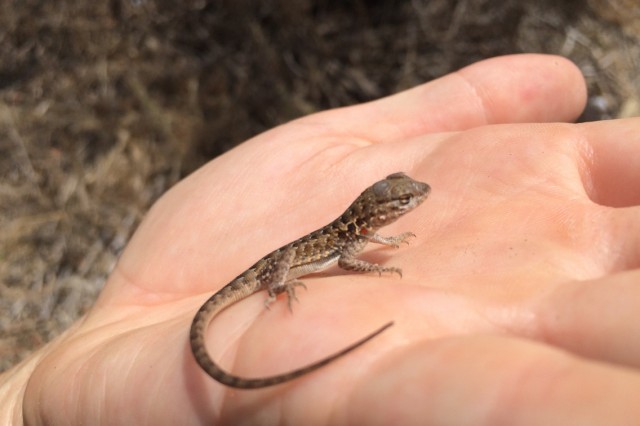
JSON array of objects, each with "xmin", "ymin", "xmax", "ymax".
[{"xmin": 189, "ymin": 172, "xmax": 430, "ymax": 389}]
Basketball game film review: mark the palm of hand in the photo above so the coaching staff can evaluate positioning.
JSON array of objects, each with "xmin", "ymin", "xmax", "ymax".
[{"xmin": 19, "ymin": 55, "xmax": 640, "ymax": 425}]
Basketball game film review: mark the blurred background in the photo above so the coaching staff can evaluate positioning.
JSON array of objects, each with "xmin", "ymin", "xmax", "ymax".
[{"xmin": 1, "ymin": 0, "xmax": 639, "ymax": 371}]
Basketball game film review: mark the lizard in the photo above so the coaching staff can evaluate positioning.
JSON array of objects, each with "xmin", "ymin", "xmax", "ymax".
[{"xmin": 190, "ymin": 172, "xmax": 430, "ymax": 389}]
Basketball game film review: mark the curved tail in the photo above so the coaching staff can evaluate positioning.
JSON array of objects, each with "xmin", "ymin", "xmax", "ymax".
[{"xmin": 190, "ymin": 311, "xmax": 393, "ymax": 389}]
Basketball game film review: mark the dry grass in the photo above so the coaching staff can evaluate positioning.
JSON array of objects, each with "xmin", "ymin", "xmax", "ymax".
[{"xmin": 1, "ymin": 0, "xmax": 638, "ymax": 371}]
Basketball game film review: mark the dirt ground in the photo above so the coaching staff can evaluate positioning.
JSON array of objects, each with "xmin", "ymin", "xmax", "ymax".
[{"xmin": 1, "ymin": 0, "xmax": 639, "ymax": 371}]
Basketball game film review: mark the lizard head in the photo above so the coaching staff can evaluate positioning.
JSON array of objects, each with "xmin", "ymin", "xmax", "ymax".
[{"xmin": 343, "ymin": 172, "xmax": 430, "ymax": 230}]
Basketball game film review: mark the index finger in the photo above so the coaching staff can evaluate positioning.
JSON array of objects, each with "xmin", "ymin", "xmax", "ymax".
[{"xmin": 314, "ymin": 54, "xmax": 587, "ymax": 143}]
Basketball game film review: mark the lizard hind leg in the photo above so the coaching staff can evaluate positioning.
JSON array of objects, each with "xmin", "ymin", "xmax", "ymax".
[
  {"xmin": 338, "ymin": 255, "xmax": 403, "ymax": 278},
  {"xmin": 366, "ymin": 231, "xmax": 416, "ymax": 248},
  {"xmin": 265, "ymin": 279, "xmax": 307, "ymax": 312},
  {"xmin": 264, "ymin": 247, "xmax": 307, "ymax": 312}
]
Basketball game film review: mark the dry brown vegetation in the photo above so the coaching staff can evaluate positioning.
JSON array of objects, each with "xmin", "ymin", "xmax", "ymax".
[{"xmin": 1, "ymin": 0, "xmax": 638, "ymax": 371}]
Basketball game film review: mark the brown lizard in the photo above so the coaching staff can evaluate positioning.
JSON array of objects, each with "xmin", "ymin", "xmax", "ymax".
[{"xmin": 190, "ymin": 172, "xmax": 430, "ymax": 388}]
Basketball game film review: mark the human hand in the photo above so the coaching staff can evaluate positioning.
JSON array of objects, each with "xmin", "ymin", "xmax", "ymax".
[{"xmin": 6, "ymin": 54, "xmax": 638, "ymax": 425}]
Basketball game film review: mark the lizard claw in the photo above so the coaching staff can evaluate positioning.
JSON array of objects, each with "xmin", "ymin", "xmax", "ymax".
[
  {"xmin": 264, "ymin": 294, "xmax": 276, "ymax": 310},
  {"xmin": 285, "ymin": 280, "xmax": 307, "ymax": 312}
]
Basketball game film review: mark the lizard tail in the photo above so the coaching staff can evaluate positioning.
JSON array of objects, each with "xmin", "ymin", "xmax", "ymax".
[{"xmin": 190, "ymin": 315, "xmax": 393, "ymax": 389}]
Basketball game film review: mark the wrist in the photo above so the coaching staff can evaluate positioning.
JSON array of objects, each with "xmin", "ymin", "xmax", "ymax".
[{"xmin": 0, "ymin": 351, "xmax": 44, "ymax": 425}]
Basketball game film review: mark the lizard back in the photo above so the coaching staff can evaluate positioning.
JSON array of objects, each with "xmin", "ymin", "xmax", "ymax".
[{"xmin": 190, "ymin": 172, "xmax": 430, "ymax": 388}]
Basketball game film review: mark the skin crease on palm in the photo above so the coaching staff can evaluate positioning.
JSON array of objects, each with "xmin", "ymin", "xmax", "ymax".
[{"xmin": 2, "ymin": 53, "xmax": 640, "ymax": 425}]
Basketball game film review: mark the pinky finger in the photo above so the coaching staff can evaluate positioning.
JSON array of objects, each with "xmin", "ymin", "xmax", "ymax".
[{"xmin": 349, "ymin": 335, "xmax": 640, "ymax": 425}]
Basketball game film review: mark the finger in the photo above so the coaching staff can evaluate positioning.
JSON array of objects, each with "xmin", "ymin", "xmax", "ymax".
[
  {"xmin": 579, "ymin": 118, "xmax": 640, "ymax": 207},
  {"xmin": 351, "ymin": 336, "xmax": 640, "ymax": 425},
  {"xmin": 608, "ymin": 206, "xmax": 640, "ymax": 269},
  {"xmin": 313, "ymin": 54, "xmax": 586, "ymax": 143},
  {"xmin": 532, "ymin": 268, "xmax": 640, "ymax": 368}
]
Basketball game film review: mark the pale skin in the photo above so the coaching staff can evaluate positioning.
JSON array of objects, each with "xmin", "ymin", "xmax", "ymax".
[{"xmin": 3, "ymin": 53, "xmax": 640, "ymax": 425}]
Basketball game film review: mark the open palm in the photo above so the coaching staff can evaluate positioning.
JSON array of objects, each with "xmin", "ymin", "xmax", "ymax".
[{"xmin": 9, "ymin": 54, "xmax": 640, "ymax": 425}]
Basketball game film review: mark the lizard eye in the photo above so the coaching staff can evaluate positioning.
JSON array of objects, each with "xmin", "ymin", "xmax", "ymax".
[{"xmin": 399, "ymin": 194, "xmax": 412, "ymax": 205}]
